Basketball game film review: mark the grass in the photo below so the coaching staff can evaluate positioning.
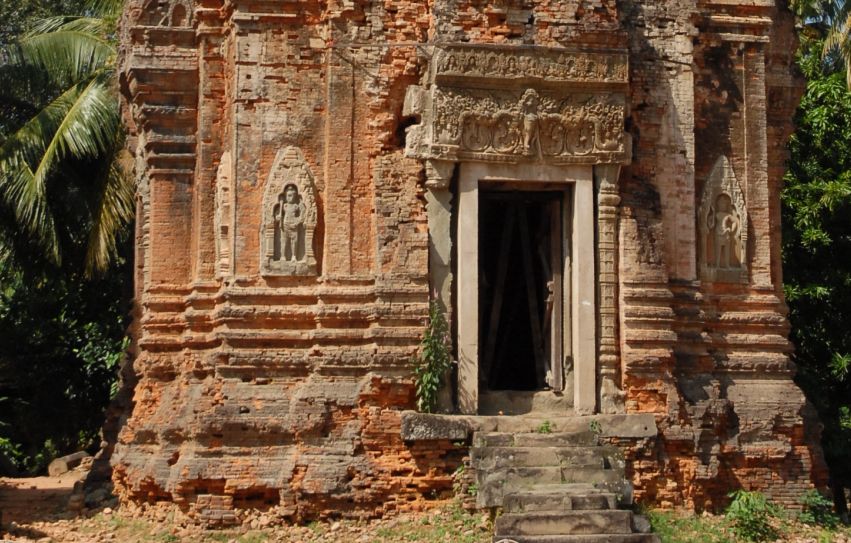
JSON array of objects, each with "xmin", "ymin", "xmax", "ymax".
[
  {"xmin": 647, "ymin": 510, "xmax": 734, "ymax": 543},
  {"xmin": 647, "ymin": 508, "xmax": 851, "ymax": 543},
  {"xmin": 48, "ymin": 500, "xmax": 491, "ymax": 543},
  {"xmin": 372, "ymin": 502, "xmax": 489, "ymax": 542}
]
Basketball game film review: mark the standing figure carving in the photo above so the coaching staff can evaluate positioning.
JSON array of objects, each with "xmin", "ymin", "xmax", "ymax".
[
  {"xmin": 520, "ymin": 89, "xmax": 541, "ymax": 156},
  {"xmin": 275, "ymin": 184, "xmax": 306, "ymax": 262},
  {"xmin": 708, "ymin": 193, "xmax": 740, "ymax": 269},
  {"xmin": 261, "ymin": 147, "xmax": 319, "ymax": 276},
  {"xmin": 699, "ymin": 156, "xmax": 748, "ymax": 283}
]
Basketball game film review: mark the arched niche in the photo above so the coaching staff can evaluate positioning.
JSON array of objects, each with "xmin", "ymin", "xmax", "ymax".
[{"xmin": 260, "ymin": 147, "xmax": 319, "ymax": 277}]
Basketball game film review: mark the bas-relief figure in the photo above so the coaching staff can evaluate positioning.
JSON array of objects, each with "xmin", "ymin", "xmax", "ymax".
[
  {"xmin": 275, "ymin": 184, "xmax": 307, "ymax": 263},
  {"xmin": 709, "ymin": 193, "xmax": 740, "ymax": 269},
  {"xmin": 699, "ymin": 155, "xmax": 748, "ymax": 283},
  {"xmin": 260, "ymin": 147, "xmax": 318, "ymax": 276}
]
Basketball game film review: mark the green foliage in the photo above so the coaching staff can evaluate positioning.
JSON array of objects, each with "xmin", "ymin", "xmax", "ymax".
[
  {"xmin": 784, "ymin": 32, "xmax": 851, "ymax": 511},
  {"xmin": 725, "ymin": 491, "xmax": 780, "ymax": 542},
  {"xmin": 791, "ymin": 0, "xmax": 851, "ymax": 88},
  {"xmin": 588, "ymin": 419, "xmax": 602, "ymax": 435},
  {"xmin": 0, "ymin": 0, "xmax": 132, "ymax": 275},
  {"xmin": 0, "ymin": 255, "xmax": 130, "ymax": 473},
  {"xmin": 536, "ymin": 420, "xmax": 553, "ymax": 434},
  {"xmin": 646, "ymin": 510, "xmax": 733, "ymax": 543},
  {"xmin": 647, "ymin": 504, "xmax": 851, "ymax": 543},
  {"xmin": 799, "ymin": 490, "xmax": 841, "ymax": 528},
  {"xmin": 414, "ymin": 301, "xmax": 451, "ymax": 413},
  {"xmin": 0, "ymin": 0, "xmax": 88, "ymax": 45}
]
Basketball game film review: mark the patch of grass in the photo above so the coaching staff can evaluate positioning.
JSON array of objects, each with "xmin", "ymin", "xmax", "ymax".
[
  {"xmin": 203, "ymin": 533, "xmax": 233, "ymax": 543},
  {"xmin": 238, "ymin": 532, "xmax": 272, "ymax": 543},
  {"xmin": 373, "ymin": 501, "xmax": 489, "ymax": 543},
  {"xmin": 646, "ymin": 510, "xmax": 733, "ymax": 543},
  {"xmin": 648, "ymin": 505, "xmax": 851, "ymax": 543}
]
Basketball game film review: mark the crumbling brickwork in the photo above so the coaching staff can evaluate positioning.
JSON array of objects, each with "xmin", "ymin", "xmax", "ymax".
[{"xmin": 115, "ymin": 0, "xmax": 826, "ymax": 521}]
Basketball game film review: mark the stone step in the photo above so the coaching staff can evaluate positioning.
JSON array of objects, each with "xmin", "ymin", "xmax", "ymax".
[
  {"xmin": 471, "ymin": 446, "xmax": 612, "ymax": 470},
  {"xmin": 479, "ymin": 390, "xmax": 574, "ymax": 416},
  {"xmin": 503, "ymin": 488, "xmax": 619, "ymax": 513},
  {"xmin": 478, "ymin": 470, "xmax": 628, "ymax": 509},
  {"xmin": 492, "ymin": 534, "xmax": 661, "ymax": 543},
  {"xmin": 475, "ymin": 431, "xmax": 600, "ymax": 448},
  {"xmin": 494, "ymin": 510, "xmax": 634, "ymax": 536}
]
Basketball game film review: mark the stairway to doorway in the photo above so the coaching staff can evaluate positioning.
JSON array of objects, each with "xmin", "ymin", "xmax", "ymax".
[{"xmin": 471, "ymin": 424, "xmax": 660, "ymax": 543}]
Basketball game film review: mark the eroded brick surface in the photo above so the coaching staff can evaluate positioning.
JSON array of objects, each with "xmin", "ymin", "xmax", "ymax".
[{"xmin": 114, "ymin": 0, "xmax": 826, "ymax": 521}]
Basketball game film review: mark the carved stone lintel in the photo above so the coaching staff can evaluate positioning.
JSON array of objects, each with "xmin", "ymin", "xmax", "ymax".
[
  {"xmin": 430, "ymin": 88, "xmax": 628, "ymax": 163},
  {"xmin": 594, "ymin": 164, "xmax": 625, "ymax": 414},
  {"xmin": 260, "ymin": 147, "xmax": 319, "ymax": 276},
  {"xmin": 405, "ymin": 44, "xmax": 631, "ymax": 167},
  {"xmin": 434, "ymin": 45, "xmax": 629, "ymax": 86},
  {"xmin": 699, "ymin": 156, "xmax": 748, "ymax": 284}
]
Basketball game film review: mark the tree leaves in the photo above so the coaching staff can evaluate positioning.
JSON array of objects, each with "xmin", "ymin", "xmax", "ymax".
[
  {"xmin": 0, "ymin": 0, "xmax": 129, "ymax": 274},
  {"xmin": 784, "ymin": 32, "xmax": 851, "ymax": 509},
  {"xmin": 415, "ymin": 302, "xmax": 452, "ymax": 413}
]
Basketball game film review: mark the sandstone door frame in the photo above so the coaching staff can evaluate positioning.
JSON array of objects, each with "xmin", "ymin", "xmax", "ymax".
[{"xmin": 456, "ymin": 162, "xmax": 597, "ymax": 415}]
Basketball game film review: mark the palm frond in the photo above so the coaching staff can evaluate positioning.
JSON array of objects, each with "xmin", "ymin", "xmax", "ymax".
[
  {"xmin": 86, "ymin": 0, "xmax": 127, "ymax": 20},
  {"xmin": 85, "ymin": 149, "xmax": 133, "ymax": 275},
  {"xmin": 18, "ymin": 30, "xmax": 114, "ymax": 86},
  {"xmin": 1, "ymin": 164, "xmax": 60, "ymax": 262},
  {"xmin": 0, "ymin": 2, "xmax": 129, "ymax": 272},
  {"xmin": 28, "ymin": 17, "xmax": 114, "ymax": 40},
  {"xmin": 0, "ymin": 73, "xmax": 119, "ymax": 262}
]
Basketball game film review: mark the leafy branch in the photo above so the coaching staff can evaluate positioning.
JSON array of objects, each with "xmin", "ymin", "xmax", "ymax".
[{"xmin": 414, "ymin": 301, "xmax": 451, "ymax": 413}]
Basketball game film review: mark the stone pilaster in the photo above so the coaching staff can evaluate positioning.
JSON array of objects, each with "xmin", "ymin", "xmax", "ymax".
[{"xmin": 595, "ymin": 164, "xmax": 625, "ymax": 414}]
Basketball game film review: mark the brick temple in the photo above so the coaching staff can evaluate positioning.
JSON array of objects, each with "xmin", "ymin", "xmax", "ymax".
[{"xmin": 114, "ymin": 0, "xmax": 827, "ymax": 528}]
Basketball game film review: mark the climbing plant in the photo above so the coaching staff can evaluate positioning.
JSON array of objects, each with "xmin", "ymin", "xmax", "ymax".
[{"xmin": 414, "ymin": 301, "xmax": 451, "ymax": 413}]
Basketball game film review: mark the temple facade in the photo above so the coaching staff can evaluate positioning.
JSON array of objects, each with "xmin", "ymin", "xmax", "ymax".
[{"xmin": 114, "ymin": 0, "xmax": 827, "ymax": 523}]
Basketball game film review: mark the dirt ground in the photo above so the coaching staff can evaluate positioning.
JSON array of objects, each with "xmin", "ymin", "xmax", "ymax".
[{"xmin": 0, "ymin": 475, "xmax": 491, "ymax": 543}]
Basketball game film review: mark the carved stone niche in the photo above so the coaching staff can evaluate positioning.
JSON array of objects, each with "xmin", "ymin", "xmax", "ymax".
[
  {"xmin": 137, "ymin": 0, "xmax": 193, "ymax": 27},
  {"xmin": 699, "ymin": 156, "xmax": 748, "ymax": 283},
  {"xmin": 260, "ymin": 147, "xmax": 319, "ymax": 277}
]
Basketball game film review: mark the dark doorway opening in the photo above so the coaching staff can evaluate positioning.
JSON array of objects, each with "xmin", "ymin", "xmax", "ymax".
[{"xmin": 479, "ymin": 189, "xmax": 564, "ymax": 392}]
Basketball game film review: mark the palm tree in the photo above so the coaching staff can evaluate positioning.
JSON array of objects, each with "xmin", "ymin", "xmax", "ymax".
[
  {"xmin": 0, "ymin": 0, "xmax": 132, "ymax": 275},
  {"xmin": 791, "ymin": 0, "xmax": 851, "ymax": 87}
]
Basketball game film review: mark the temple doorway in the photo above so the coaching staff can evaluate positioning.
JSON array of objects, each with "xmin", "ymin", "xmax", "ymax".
[{"xmin": 478, "ymin": 186, "xmax": 569, "ymax": 394}]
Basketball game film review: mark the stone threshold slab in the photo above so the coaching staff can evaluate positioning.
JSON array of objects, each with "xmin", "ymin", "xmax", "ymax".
[{"xmin": 400, "ymin": 412, "xmax": 658, "ymax": 442}]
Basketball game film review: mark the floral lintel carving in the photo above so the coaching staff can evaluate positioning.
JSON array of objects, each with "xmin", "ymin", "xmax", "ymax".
[
  {"xmin": 699, "ymin": 156, "xmax": 748, "ymax": 284},
  {"xmin": 260, "ymin": 147, "xmax": 319, "ymax": 277},
  {"xmin": 435, "ymin": 88, "xmax": 625, "ymax": 160},
  {"xmin": 403, "ymin": 44, "xmax": 631, "ymax": 166},
  {"xmin": 434, "ymin": 45, "xmax": 628, "ymax": 85}
]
